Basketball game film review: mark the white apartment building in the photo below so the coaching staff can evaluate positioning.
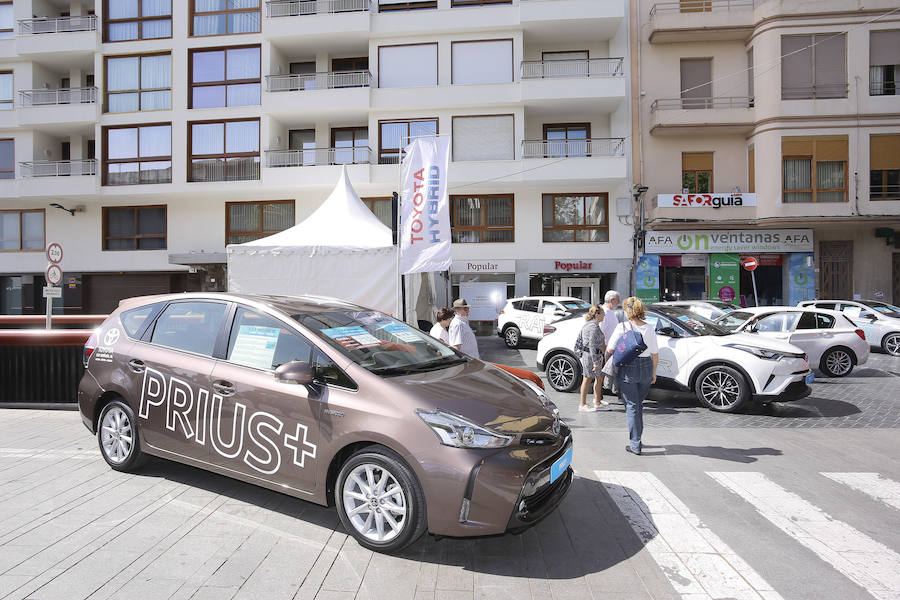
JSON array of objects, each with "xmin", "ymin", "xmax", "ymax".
[
  {"xmin": 0, "ymin": 0, "xmax": 633, "ymax": 318},
  {"xmin": 633, "ymin": 0, "xmax": 900, "ymax": 305}
]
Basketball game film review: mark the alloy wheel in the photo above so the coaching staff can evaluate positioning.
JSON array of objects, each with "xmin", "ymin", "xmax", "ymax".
[
  {"xmin": 100, "ymin": 406, "xmax": 133, "ymax": 464},
  {"xmin": 342, "ymin": 463, "xmax": 408, "ymax": 543},
  {"xmin": 547, "ymin": 356, "xmax": 575, "ymax": 391},
  {"xmin": 885, "ymin": 334, "xmax": 900, "ymax": 357},
  {"xmin": 824, "ymin": 349, "xmax": 853, "ymax": 376},
  {"xmin": 504, "ymin": 327, "xmax": 520, "ymax": 348},
  {"xmin": 699, "ymin": 370, "xmax": 740, "ymax": 409}
]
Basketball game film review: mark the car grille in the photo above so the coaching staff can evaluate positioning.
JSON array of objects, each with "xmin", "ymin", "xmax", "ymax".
[{"xmin": 520, "ymin": 434, "xmax": 556, "ymax": 446}]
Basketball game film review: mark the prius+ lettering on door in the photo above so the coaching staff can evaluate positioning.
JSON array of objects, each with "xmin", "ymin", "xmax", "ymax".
[{"xmin": 138, "ymin": 367, "xmax": 317, "ymax": 476}]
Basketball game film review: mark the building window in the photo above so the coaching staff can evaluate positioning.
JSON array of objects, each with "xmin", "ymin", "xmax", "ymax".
[
  {"xmin": 782, "ymin": 137, "xmax": 848, "ymax": 203},
  {"xmin": 331, "ymin": 127, "xmax": 369, "ymax": 164},
  {"xmin": 378, "ymin": 118, "xmax": 437, "ymax": 164},
  {"xmin": 0, "ymin": 210, "xmax": 44, "ymax": 251},
  {"xmin": 453, "ymin": 115, "xmax": 514, "ymax": 161},
  {"xmin": 378, "ymin": 0, "xmax": 437, "ymax": 11},
  {"xmin": 543, "ymin": 123, "xmax": 590, "ymax": 157},
  {"xmin": 103, "ymin": 124, "xmax": 172, "ymax": 186},
  {"xmin": 378, "ymin": 44, "xmax": 438, "ymax": 88},
  {"xmin": 451, "ymin": 40, "xmax": 513, "ymax": 84},
  {"xmin": 682, "ymin": 152, "xmax": 713, "ymax": 193},
  {"xmin": 451, "ymin": 195, "xmax": 514, "ymax": 243},
  {"xmin": 0, "ymin": 2, "xmax": 13, "ymax": 39},
  {"xmin": 542, "ymin": 193, "xmax": 609, "ymax": 242},
  {"xmin": 0, "ymin": 72, "xmax": 11, "ymax": 111},
  {"xmin": 190, "ymin": 46, "xmax": 260, "ymax": 108},
  {"xmin": 0, "ymin": 138, "xmax": 12, "ymax": 179},
  {"xmin": 191, "ymin": 0, "xmax": 261, "ymax": 36},
  {"xmin": 105, "ymin": 53, "xmax": 171, "ymax": 113},
  {"xmin": 452, "ymin": 0, "xmax": 511, "ymax": 5},
  {"xmin": 748, "ymin": 146, "xmax": 755, "ymax": 193},
  {"xmin": 226, "ymin": 200, "xmax": 293, "ymax": 244},
  {"xmin": 103, "ymin": 206, "xmax": 166, "ymax": 250},
  {"xmin": 781, "ymin": 34, "xmax": 847, "ymax": 99},
  {"xmin": 361, "ymin": 197, "xmax": 393, "ymax": 229},
  {"xmin": 870, "ymin": 134, "xmax": 899, "ymax": 200},
  {"xmin": 190, "ymin": 118, "xmax": 260, "ymax": 182},
  {"xmin": 870, "ymin": 30, "xmax": 899, "ymax": 96},
  {"xmin": 104, "ymin": 0, "xmax": 172, "ymax": 42}
]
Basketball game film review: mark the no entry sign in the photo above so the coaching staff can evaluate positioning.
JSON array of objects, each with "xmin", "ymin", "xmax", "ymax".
[{"xmin": 741, "ymin": 256, "xmax": 758, "ymax": 271}]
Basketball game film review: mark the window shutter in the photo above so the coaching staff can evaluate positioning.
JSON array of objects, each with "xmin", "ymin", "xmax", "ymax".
[
  {"xmin": 814, "ymin": 137, "xmax": 847, "ymax": 161},
  {"xmin": 452, "ymin": 40, "xmax": 513, "ymax": 84},
  {"xmin": 682, "ymin": 151, "xmax": 713, "ymax": 171},
  {"xmin": 870, "ymin": 30, "xmax": 900, "ymax": 66},
  {"xmin": 781, "ymin": 35, "xmax": 812, "ymax": 98},
  {"xmin": 813, "ymin": 33, "xmax": 846, "ymax": 98},
  {"xmin": 378, "ymin": 44, "xmax": 438, "ymax": 88},
  {"xmin": 453, "ymin": 115, "xmax": 514, "ymax": 161},
  {"xmin": 680, "ymin": 58, "xmax": 712, "ymax": 102},
  {"xmin": 782, "ymin": 137, "xmax": 813, "ymax": 156},
  {"xmin": 748, "ymin": 147, "xmax": 755, "ymax": 193},
  {"xmin": 870, "ymin": 135, "xmax": 900, "ymax": 170}
]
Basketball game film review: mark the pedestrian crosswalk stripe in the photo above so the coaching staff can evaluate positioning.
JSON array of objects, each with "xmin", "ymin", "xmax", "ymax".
[
  {"xmin": 595, "ymin": 470, "xmax": 784, "ymax": 600},
  {"xmin": 821, "ymin": 472, "xmax": 900, "ymax": 512},
  {"xmin": 708, "ymin": 471, "xmax": 900, "ymax": 600}
]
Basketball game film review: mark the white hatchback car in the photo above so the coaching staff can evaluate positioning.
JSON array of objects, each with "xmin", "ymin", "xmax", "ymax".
[
  {"xmin": 536, "ymin": 305, "xmax": 813, "ymax": 413},
  {"xmin": 797, "ymin": 300, "xmax": 900, "ymax": 357},
  {"xmin": 497, "ymin": 296, "xmax": 591, "ymax": 348},
  {"xmin": 715, "ymin": 307, "xmax": 869, "ymax": 377}
]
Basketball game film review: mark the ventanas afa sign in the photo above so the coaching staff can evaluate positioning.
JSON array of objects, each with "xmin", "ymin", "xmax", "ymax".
[
  {"xmin": 646, "ymin": 230, "xmax": 813, "ymax": 254},
  {"xmin": 657, "ymin": 193, "xmax": 757, "ymax": 208}
]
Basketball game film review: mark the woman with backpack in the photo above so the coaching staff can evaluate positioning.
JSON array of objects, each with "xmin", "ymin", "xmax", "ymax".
[
  {"xmin": 606, "ymin": 297, "xmax": 658, "ymax": 455},
  {"xmin": 578, "ymin": 305, "xmax": 608, "ymax": 412}
]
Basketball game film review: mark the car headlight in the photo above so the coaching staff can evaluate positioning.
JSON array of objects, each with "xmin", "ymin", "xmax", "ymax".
[
  {"xmin": 725, "ymin": 344, "xmax": 785, "ymax": 361},
  {"xmin": 416, "ymin": 409, "xmax": 513, "ymax": 449},
  {"xmin": 521, "ymin": 380, "xmax": 559, "ymax": 416}
]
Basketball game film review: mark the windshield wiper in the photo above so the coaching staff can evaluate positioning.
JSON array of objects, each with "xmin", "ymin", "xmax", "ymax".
[{"xmin": 370, "ymin": 356, "xmax": 468, "ymax": 376}]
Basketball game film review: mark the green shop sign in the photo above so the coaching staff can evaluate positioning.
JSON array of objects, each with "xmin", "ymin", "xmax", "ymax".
[{"xmin": 709, "ymin": 253, "xmax": 740, "ymax": 303}]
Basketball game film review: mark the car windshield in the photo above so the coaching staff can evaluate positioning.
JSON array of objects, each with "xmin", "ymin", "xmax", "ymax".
[
  {"xmin": 715, "ymin": 311, "xmax": 754, "ymax": 331},
  {"xmin": 653, "ymin": 306, "xmax": 731, "ymax": 336},
  {"xmin": 707, "ymin": 301, "xmax": 736, "ymax": 311},
  {"xmin": 860, "ymin": 300, "xmax": 900, "ymax": 318},
  {"xmin": 561, "ymin": 300, "xmax": 592, "ymax": 310},
  {"xmin": 294, "ymin": 310, "xmax": 466, "ymax": 376}
]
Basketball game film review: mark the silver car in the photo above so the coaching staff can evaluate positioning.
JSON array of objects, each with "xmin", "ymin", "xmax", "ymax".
[{"xmin": 797, "ymin": 300, "xmax": 900, "ymax": 357}]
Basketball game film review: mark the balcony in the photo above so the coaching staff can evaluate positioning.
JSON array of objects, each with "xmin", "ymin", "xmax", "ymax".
[
  {"xmin": 516, "ymin": 138, "xmax": 626, "ymax": 184},
  {"xmin": 17, "ymin": 160, "xmax": 99, "ymax": 197},
  {"xmin": 520, "ymin": 0, "xmax": 625, "ymax": 35},
  {"xmin": 16, "ymin": 16, "xmax": 98, "ymax": 55},
  {"xmin": 650, "ymin": 96, "xmax": 755, "ymax": 135},
  {"xmin": 264, "ymin": 0, "xmax": 370, "ymax": 41},
  {"xmin": 17, "ymin": 88, "xmax": 100, "ymax": 126},
  {"xmin": 264, "ymin": 72, "xmax": 372, "ymax": 119},
  {"xmin": 190, "ymin": 158, "xmax": 260, "ymax": 183},
  {"xmin": 521, "ymin": 58, "xmax": 626, "ymax": 110},
  {"xmin": 521, "ymin": 138, "xmax": 625, "ymax": 159},
  {"xmin": 649, "ymin": 0, "xmax": 755, "ymax": 43},
  {"xmin": 266, "ymin": 0, "xmax": 371, "ymax": 17},
  {"xmin": 20, "ymin": 159, "xmax": 97, "ymax": 177},
  {"xmin": 263, "ymin": 148, "xmax": 372, "ymax": 187}
]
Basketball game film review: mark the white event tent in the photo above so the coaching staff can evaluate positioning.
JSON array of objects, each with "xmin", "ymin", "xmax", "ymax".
[{"xmin": 226, "ymin": 166, "xmax": 398, "ymax": 315}]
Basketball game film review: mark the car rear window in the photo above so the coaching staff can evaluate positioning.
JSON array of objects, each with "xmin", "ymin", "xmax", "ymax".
[
  {"xmin": 796, "ymin": 312, "xmax": 835, "ymax": 330},
  {"xmin": 120, "ymin": 303, "xmax": 162, "ymax": 338},
  {"xmin": 520, "ymin": 299, "xmax": 539, "ymax": 312},
  {"xmin": 149, "ymin": 301, "xmax": 228, "ymax": 357},
  {"xmin": 511, "ymin": 300, "xmax": 523, "ymax": 310}
]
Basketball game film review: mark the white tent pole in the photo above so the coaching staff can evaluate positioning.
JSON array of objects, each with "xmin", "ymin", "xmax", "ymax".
[{"xmin": 396, "ymin": 145, "xmax": 403, "ymax": 321}]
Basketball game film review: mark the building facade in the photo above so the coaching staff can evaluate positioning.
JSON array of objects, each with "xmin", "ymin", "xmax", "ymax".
[
  {"xmin": 633, "ymin": 0, "xmax": 900, "ymax": 306},
  {"xmin": 0, "ymin": 0, "xmax": 633, "ymax": 321}
]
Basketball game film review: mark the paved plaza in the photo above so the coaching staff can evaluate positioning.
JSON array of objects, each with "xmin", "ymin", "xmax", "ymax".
[{"xmin": 0, "ymin": 340, "xmax": 898, "ymax": 600}]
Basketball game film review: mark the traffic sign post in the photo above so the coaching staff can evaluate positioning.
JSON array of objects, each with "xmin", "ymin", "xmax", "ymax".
[
  {"xmin": 742, "ymin": 256, "xmax": 759, "ymax": 307},
  {"xmin": 44, "ymin": 243, "xmax": 63, "ymax": 328}
]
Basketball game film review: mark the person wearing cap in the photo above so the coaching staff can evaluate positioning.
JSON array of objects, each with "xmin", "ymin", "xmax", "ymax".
[{"xmin": 448, "ymin": 298, "xmax": 480, "ymax": 359}]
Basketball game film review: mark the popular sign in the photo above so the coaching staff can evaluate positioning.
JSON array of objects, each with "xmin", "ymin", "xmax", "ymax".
[
  {"xmin": 657, "ymin": 193, "xmax": 757, "ymax": 208},
  {"xmin": 645, "ymin": 229, "xmax": 813, "ymax": 254}
]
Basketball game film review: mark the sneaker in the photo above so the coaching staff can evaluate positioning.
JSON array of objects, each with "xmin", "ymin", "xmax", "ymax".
[
  {"xmin": 595, "ymin": 398, "xmax": 610, "ymax": 407},
  {"xmin": 578, "ymin": 404, "xmax": 597, "ymax": 412}
]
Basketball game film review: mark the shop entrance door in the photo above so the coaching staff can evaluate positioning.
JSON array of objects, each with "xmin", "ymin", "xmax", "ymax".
[
  {"xmin": 819, "ymin": 241, "xmax": 853, "ymax": 300},
  {"xmin": 561, "ymin": 277, "xmax": 600, "ymax": 304}
]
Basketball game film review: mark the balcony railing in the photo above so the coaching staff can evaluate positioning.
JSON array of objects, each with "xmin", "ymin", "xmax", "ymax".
[
  {"xmin": 651, "ymin": 96, "xmax": 754, "ymax": 110},
  {"xmin": 18, "ymin": 87, "xmax": 98, "ymax": 107},
  {"xmin": 522, "ymin": 138, "xmax": 625, "ymax": 159},
  {"xmin": 781, "ymin": 84, "xmax": 849, "ymax": 100},
  {"xmin": 521, "ymin": 58, "xmax": 624, "ymax": 80},
  {"xmin": 19, "ymin": 160, "xmax": 97, "ymax": 178},
  {"xmin": 266, "ymin": 71, "xmax": 373, "ymax": 92},
  {"xmin": 190, "ymin": 158, "xmax": 260, "ymax": 182},
  {"xmin": 650, "ymin": 0, "xmax": 754, "ymax": 14},
  {"xmin": 266, "ymin": 0, "xmax": 371, "ymax": 17},
  {"xmin": 18, "ymin": 15, "xmax": 97, "ymax": 34},
  {"xmin": 265, "ymin": 147, "xmax": 373, "ymax": 167}
]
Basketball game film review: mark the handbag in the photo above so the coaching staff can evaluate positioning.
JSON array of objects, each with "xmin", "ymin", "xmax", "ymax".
[
  {"xmin": 612, "ymin": 322, "xmax": 648, "ymax": 366},
  {"xmin": 601, "ymin": 356, "xmax": 618, "ymax": 379}
]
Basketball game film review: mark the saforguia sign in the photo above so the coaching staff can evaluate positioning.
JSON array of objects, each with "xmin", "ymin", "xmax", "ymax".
[
  {"xmin": 645, "ymin": 229, "xmax": 813, "ymax": 254},
  {"xmin": 657, "ymin": 193, "xmax": 757, "ymax": 208}
]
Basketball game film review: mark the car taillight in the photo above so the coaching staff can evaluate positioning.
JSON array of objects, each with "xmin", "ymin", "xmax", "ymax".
[
  {"xmin": 83, "ymin": 329, "xmax": 99, "ymax": 368},
  {"xmin": 498, "ymin": 309, "xmax": 504, "ymax": 315},
  {"xmin": 855, "ymin": 329, "xmax": 866, "ymax": 341},
  {"xmin": 543, "ymin": 325, "xmax": 556, "ymax": 335}
]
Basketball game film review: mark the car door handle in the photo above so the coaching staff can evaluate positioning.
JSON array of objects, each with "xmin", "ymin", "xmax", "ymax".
[
  {"xmin": 127, "ymin": 359, "xmax": 145, "ymax": 373},
  {"xmin": 212, "ymin": 380, "xmax": 235, "ymax": 396}
]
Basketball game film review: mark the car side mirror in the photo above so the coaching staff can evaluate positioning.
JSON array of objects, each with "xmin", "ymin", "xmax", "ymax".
[
  {"xmin": 554, "ymin": 309, "xmax": 566, "ymax": 317},
  {"xmin": 865, "ymin": 313, "xmax": 877, "ymax": 321},
  {"xmin": 657, "ymin": 326, "xmax": 679, "ymax": 338},
  {"xmin": 274, "ymin": 360, "xmax": 314, "ymax": 385}
]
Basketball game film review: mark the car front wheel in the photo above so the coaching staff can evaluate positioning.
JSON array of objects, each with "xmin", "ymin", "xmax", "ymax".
[
  {"xmin": 97, "ymin": 399, "xmax": 147, "ymax": 472},
  {"xmin": 503, "ymin": 325, "xmax": 521, "ymax": 349},
  {"xmin": 882, "ymin": 333, "xmax": 900, "ymax": 357},
  {"xmin": 545, "ymin": 353, "xmax": 581, "ymax": 392},
  {"xmin": 335, "ymin": 446, "xmax": 427, "ymax": 553},
  {"xmin": 819, "ymin": 347, "xmax": 854, "ymax": 377},
  {"xmin": 694, "ymin": 365, "xmax": 750, "ymax": 413}
]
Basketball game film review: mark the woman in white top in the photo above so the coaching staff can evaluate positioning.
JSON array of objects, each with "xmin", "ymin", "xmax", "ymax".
[
  {"xmin": 428, "ymin": 307, "xmax": 455, "ymax": 344},
  {"xmin": 606, "ymin": 297, "xmax": 658, "ymax": 456}
]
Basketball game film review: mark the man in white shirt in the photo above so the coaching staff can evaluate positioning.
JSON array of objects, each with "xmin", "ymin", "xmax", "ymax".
[
  {"xmin": 448, "ymin": 298, "xmax": 480, "ymax": 359},
  {"xmin": 598, "ymin": 290, "xmax": 621, "ymax": 395}
]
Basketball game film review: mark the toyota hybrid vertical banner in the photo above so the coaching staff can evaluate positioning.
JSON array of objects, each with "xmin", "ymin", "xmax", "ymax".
[{"xmin": 399, "ymin": 137, "xmax": 452, "ymax": 274}]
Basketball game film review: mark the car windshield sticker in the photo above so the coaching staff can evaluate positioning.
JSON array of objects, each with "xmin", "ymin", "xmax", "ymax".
[
  {"xmin": 321, "ymin": 326, "xmax": 381, "ymax": 349},
  {"xmin": 230, "ymin": 325, "xmax": 280, "ymax": 370},
  {"xmin": 379, "ymin": 323, "xmax": 420, "ymax": 343}
]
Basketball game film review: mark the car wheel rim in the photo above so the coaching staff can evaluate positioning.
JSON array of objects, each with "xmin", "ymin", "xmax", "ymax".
[
  {"xmin": 100, "ymin": 406, "xmax": 133, "ymax": 464},
  {"xmin": 505, "ymin": 329, "xmax": 518, "ymax": 346},
  {"xmin": 548, "ymin": 357, "xmax": 574, "ymax": 389},
  {"xmin": 342, "ymin": 464, "xmax": 407, "ymax": 543},
  {"xmin": 886, "ymin": 335, "xmax": 900, "ymax": 356},
  {"xmin": 826, "ymin": 350, "xmax": 852, "ymax": 376},
  {"xmin": 700, "ymin": 371, "xmax": 740, "ymax": 408}
]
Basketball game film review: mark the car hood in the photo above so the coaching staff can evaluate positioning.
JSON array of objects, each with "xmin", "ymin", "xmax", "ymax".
[
  {"xmin": 716, "ymin": 332, "xmax": 805, "ymax": 354},
  {"xmin": 391, "ymin": 360, "xmax": 556, "ymax": 435}
]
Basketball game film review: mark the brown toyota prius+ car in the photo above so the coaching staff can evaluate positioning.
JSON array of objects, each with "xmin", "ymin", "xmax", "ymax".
[{"xmin": 78, "ymin": 293, "xmax": 573, "ymax": 552}]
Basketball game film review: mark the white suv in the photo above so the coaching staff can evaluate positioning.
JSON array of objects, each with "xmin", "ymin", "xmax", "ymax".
[
  {"xmin": 536, "ymin": 305, "xmax": 813, "ymax": 413},
  {"xmin": 797, "ymin": 300, "xmax": 900, "ymax": 357},
  {"xmin": 497, "ymin": 296, "xmax": 591, "ymax": 348}
]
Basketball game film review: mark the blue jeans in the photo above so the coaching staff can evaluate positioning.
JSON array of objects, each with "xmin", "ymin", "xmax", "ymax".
[{"xmin": 617, "ymin": 356, "xmax": 653, "ymax": 452}]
